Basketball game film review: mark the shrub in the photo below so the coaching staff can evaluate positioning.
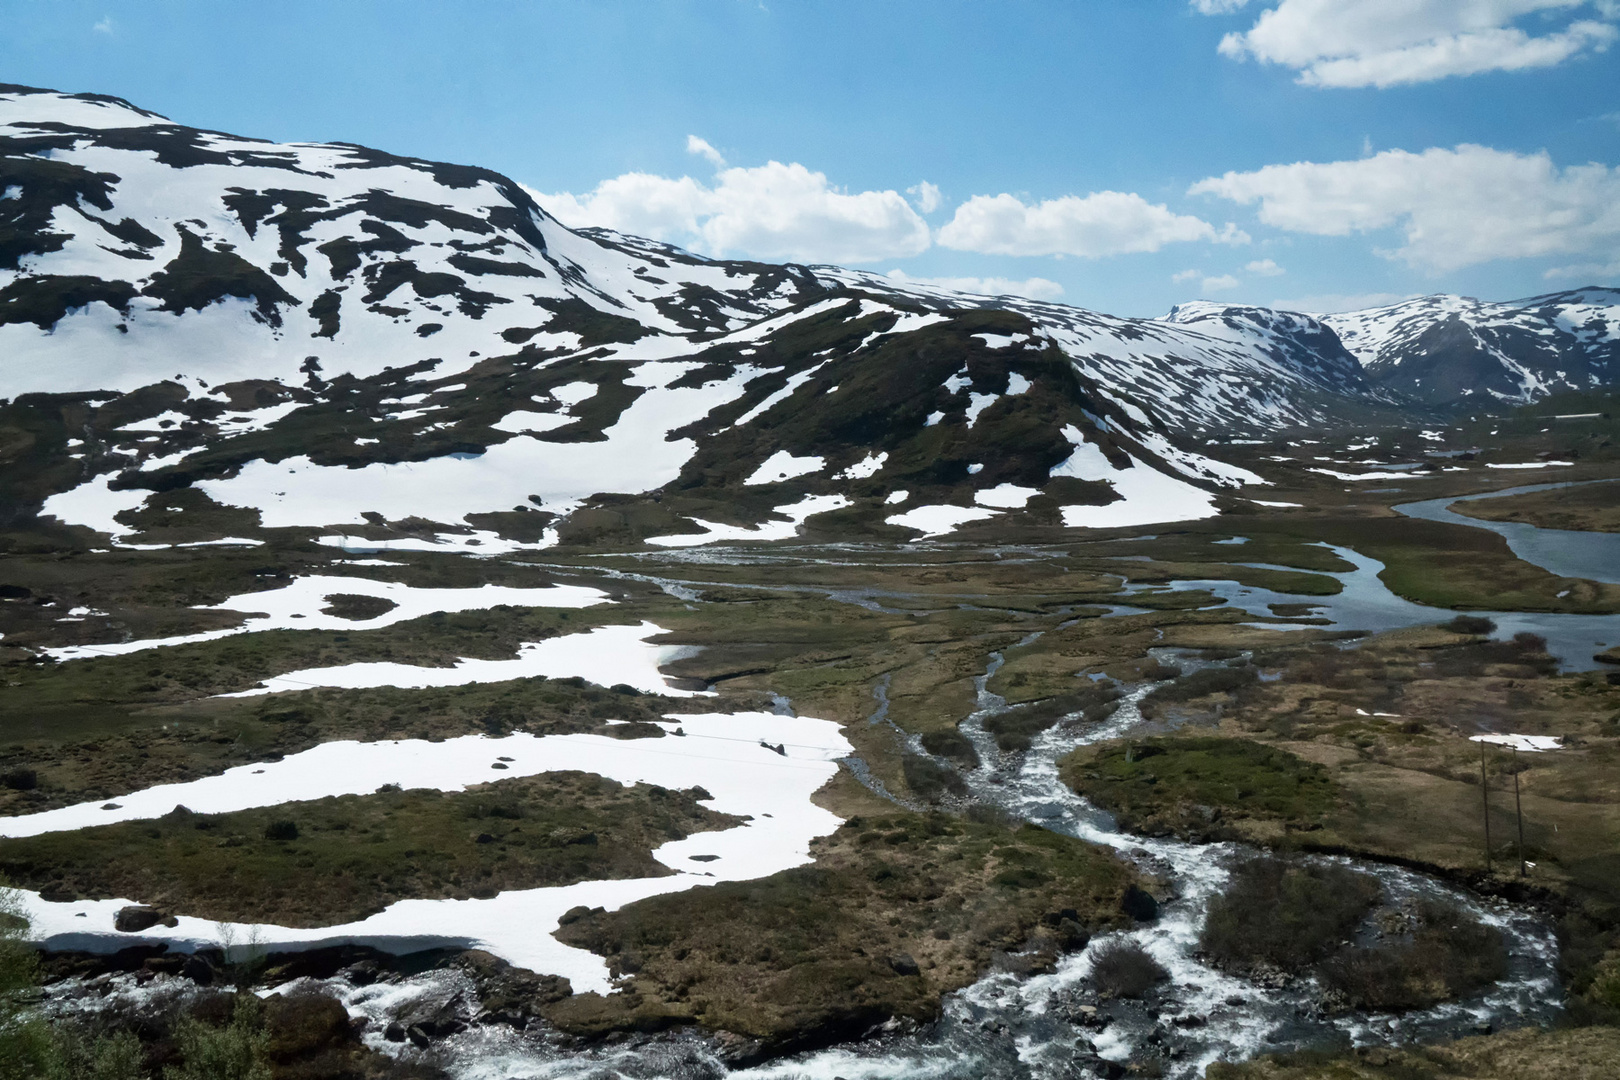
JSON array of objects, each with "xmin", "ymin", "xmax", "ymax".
[
  {"xmin": 919, "ymin": 729, "xmax": 978, "ymax": 767},
  {"xmin": 1200, "ymin": 857, "xmax": 1380, "ymax": 972},
  {"xmin": 1143, "ymin": 665, "xmax": 1258, "ymax": 708},
  {"xmin": 165, "ymin": 996, "xmax": 271, "ymax": 1080},
  {"xmin": 263, "ymin": 820, "xmax": 299, "ymax": 842},
  {"xmin": 902, "ymin": 754, "xmax": 966, "ymax": 801},
  {"xmin": 1443, "ymin": 615, "xmax": 1496, "ymax": 635},
  {"xmin": 1088, "ymin": 939, "xmax": 1167, "ymax": 998},
  {"xmin": 0, "ymin": 770, "xmax": 36, "ymax": 792},
  {"xmin": 43, "ymin": 1028, "xmax": 144, "ymax": 1080},
  {"xmin": 0, "ymin": 880, "xmax": 50, "ymax": 1080},
  {"xmin": 984, "ymin": 688, "xmax": 1119, "ymax": 752},
  {"xmin": 1318, "ymin": 900, "xmax": 1507, "ymax": 1012}
]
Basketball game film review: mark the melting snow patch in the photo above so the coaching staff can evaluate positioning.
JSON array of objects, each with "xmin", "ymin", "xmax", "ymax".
[
  {"xmin": 41, "ymin": 476, "xmax": 151, "ymax": 539},
  {"xmin": 835, "ymin": 451, "xmax": 888, "ymax": 480},
  {"xmin": 11, "ymin": 712, "xmax": 853, "ymax": 992},
  {"xmin": 1471, "ymin": 734, "xmax": 1562, "ymax": 753},
  {"xmin": 965, "ymin": 393, "xmax": 999, "ymax": 427},
  {"xmin": 973, "ymin": 332, "xmax": 1029, "ymax": 350},
  {"xmin": 549, "ymin": 381, "xmax": 597, "ymax": 407},
  {"xmin": 975, "ymin": 484, "xmax": 1039, "ymax": 508},
  {"xmin": 491, "ymin": 410, "xmax": 573, "ymax": 434},
  {"xmin": 1251, "ymin": 500, "xmax": 1303, "ymax": 508},
  {"xmin": 745, "ymin": 450, "xmax": 826, "ymax": 485},
  {"xmin": 1487, "ymin": 461, "xmax": 1574, "ymax": 470},
  {"xmin": 886, "ymin": 504, "xmax": 999, "ymax": 538},
  {"xmin": 196, "ymin": 366, "xmax": 759, "ymax": 529},
  {"xmin": 218, "ymin": 620, "xmax": 706, "ymax": 698},
  {"xmin": 319, "ymin": 530, "xmax": 558, "ymax": 556},
  {"xmin": 44, "ymin": 576, "xmax": 608, "ymax": 661},
  {"xmin": 645, "ymin": 494, "xmax": 850, "ymax": 547},
  {"xmin": 885, "ymin": 490, "xmax": 909, "ymax": 505},
  {"xmin": 1309, "ymin": 468, "xmax": 1436, "ymax": 481},
  {"xmin": 1050, "ymin": 425, "xmax": 1219, "ymax": 529},
  {"xmin": 732, "ymin": 361, "xmax": 829, "ymax": 427}
]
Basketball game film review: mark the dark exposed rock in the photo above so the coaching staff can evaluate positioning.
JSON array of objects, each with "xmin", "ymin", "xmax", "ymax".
[
  {"xmin": 114, "ymin": 904, "xmax": 177, "ymax": 932},
  {"xmin": 1121, "ymin": 884, "xmax": 1159, "ymax": 922}
]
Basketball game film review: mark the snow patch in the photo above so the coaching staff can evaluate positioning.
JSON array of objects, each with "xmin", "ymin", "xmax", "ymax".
[
  {"xmin": 744, "ymin": 450, "xmax": 826, "ymax": 486},
  {"xmin": 219, "ymin": 621, "xmax": 705, "ymax": 698},
  {"xmin": 885, "ymin": 504, "xmax": 999, "ymax": 537},
  {"xmin": 645, "ymin": 494, "xmax": 850, "ymax": 547},
  {"xmin": 974, "ymin": 484, "xmax": 1040, "ymax": 509},
  {"xmin": 1050, "ymin": 425, "xmax": 1219, "ymax": 529},
  {"xmin": 11, "ymin": 711, "xmax": 853, "ymax": 993},
  {"xmin": 44, "ymin": 576, "xmax": 608, "ymax": 662}
]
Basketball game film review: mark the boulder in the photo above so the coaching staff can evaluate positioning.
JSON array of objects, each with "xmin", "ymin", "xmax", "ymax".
[{"xmin": 114, "ymin": 905, "xmax": 177, "ymax": 933}]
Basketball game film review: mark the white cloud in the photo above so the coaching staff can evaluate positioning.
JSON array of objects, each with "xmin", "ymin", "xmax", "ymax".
[
  {"xmin": 92, "ymin": 16, "xmax": 113, "ymax": 33},
  {"xmin": 937, "ymin": 191, "xmax": 1236, "ymax": 258},
  {"xmin": 1203, "ymin": 274, "xmax": 1242, "ymax": 291},
  {"xmin": 1192, "ymin": 0, "xmax": 1252, "ymax": 12},
  {"xmin": 1190, "ymin": 144, "xmax": 1620, "ymax": 272},
  {"xmin": 1172, "ymin": 268, "xmax": 1202, "ymax": 283},
  {"xmin": 1543, "ymin": 257, "xmax": 1620, "ymax": 279},
  {"xmin": 686, "ymin": 136, "xmax": 726, "ymax": 167},
  {"xmin": 907, "ymin": 181, "xmax": 943, "ymax": 214},
  {"xmin": 1267, "ymin": 292, "xmax": 1416, "ymax": 313},
  {"xmin": 883, "ymin": 269, "xmax": 1064, "ymax": 301},
  {"xmin": 540, "ymin": 160, "xmax": 931, "ymax": 264},
  {"xmin": 1217, "ymin": 1, "xmax": 1617, "ymax": 88},
  {"xmin": 1245, "ymin": 258, "xmax": 1286, "ymax": 275}
]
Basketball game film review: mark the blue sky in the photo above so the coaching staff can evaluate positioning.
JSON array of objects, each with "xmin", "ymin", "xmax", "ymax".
[{"xmin": 3, "ymin": 0, "xmax": 1617, "ymax": 316}]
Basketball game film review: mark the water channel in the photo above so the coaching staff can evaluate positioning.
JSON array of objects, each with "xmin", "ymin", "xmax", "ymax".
[{"xmin": 1395, "ymin": 481, "xmax": 1620, "ymax": 586}]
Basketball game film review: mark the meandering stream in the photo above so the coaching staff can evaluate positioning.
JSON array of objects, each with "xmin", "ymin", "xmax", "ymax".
[{"xmin": 1396, "ymin": 481, "xmax": 1620, "ymax": 586}]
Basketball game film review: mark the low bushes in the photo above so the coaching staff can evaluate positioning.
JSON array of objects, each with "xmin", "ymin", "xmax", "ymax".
[
  {"xmin": 1200, "ymin": 857, "xmax": 1380, "ymax": 971},
  {"xmin": 1088, "ymin": 939, "xmax": 1168, "ymax": 999},
  {"xmin": 1319, "ymin": 900, "xmax": 1508, "ymax": 1012}
]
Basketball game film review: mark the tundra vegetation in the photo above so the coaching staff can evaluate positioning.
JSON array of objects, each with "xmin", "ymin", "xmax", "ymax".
[{"xmin": 0, "ymin": 393, "xmax": 1614, "ymax": 1074}]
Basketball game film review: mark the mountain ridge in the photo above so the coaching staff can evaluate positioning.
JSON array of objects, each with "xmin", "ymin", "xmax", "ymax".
[{"xmin": 1, "ymin": 83, "xmax": 1613, "ymax": 550}]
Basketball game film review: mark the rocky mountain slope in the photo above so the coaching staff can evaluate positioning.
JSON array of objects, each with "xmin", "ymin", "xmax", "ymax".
[
  {"xmin": 0, "ymin": 83, "xmax": 1610, "ymax": 551},
  {"xmin": 1320, "ymin": 290, "xmax": 1620, "ymax": 406}
]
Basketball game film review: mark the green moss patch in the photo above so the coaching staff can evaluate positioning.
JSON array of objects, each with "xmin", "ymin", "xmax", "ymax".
[
  {"xmin": 0, "ymin": 772, "xmax": 737, "ymax": 926},
  {"xmin": 1060, "ymin": 737, "xmax": 1335, "ymax": 839}
]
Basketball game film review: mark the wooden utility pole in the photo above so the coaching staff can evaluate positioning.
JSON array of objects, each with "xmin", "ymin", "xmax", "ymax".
[
  {"xmin": 1480, "ymin": 740, "xmax": 1492, "ymax": 873},
  {"xmin": 1513, "ymin": 745, "xmax": 1527, "ymax": 876}
]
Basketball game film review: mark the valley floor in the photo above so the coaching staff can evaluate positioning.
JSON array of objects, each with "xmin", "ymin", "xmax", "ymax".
[{"xmin": 2, "ymin": 416, "xmax": 1619, "ymax": 1079}]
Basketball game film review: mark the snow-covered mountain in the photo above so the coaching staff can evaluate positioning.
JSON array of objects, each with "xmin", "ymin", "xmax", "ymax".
[
  {"xmin": 1319, "ymin": 290, "xmax": 1620, "ymax": 406},
  {"xmin": 0, "ymin": 83, "xmax": 1603, "ymax": 550}
]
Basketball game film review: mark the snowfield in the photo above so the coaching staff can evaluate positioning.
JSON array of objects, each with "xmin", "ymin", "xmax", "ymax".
[
  {"xmin": 217, "ymin": 620, "xmax": 708, "ymax": 698},
  {"xmin": 44, "ymin": 575, "xmax": 609, "ymax": 661},
  {"xmin": 11, "ymin": 712, "xmax": 854, "ymax": 993}
]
